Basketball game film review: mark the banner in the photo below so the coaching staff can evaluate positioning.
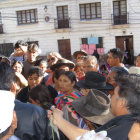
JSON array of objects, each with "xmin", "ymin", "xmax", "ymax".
[
  {"xmin": 88, "ymin": 44, "xmax": 96, "ymax": 54},
  {"xmin": 88, "ymin": 37, "xmax": 99, "ymax": 44}
]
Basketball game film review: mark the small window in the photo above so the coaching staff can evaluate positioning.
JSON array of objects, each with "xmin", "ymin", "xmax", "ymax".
[
  {"xmin": 80, "ymin": 3, "xmax": 101, "ymax": 20},
  {"xmin": 17, "ymin": 9, "xmax": 38, "ymax": 25}
]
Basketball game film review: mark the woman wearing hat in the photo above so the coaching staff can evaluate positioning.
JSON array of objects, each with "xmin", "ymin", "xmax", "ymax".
[
  {"xmin": 73, "ymin": 50, "xmax": 87, "ymax": 63},
  {"xmin": 55, "ymin": 71, "xmax": 82, "ymax": 126},
  {"xmin": 46, "ymin": 58, "xmax": 75, "ymax": 86}
]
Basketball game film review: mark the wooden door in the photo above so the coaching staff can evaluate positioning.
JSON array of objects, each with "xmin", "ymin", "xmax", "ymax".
[
  {"xmin": 58, "ymin": 39, "xmax": 71, "ymax": 60},
  {"xmin": 116, "ymin": 36, "xmax": 134, "ymax": 65}
]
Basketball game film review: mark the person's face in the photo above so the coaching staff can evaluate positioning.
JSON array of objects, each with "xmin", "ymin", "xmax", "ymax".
[
  {"xmin": 76, "ymin": 54, "xmax": 84, "ymax": 63},
  {"xmin": 76, "ymin": 66, "xmax": 85, "ymax": 78},
  {"xmin": 136, "ymin": 56, "xmax": 140, "ymax": 67},
  {"xmin": 15, "ymin": 47, "xmax": 24, "ymax": 54},
  {"xmin": 107, "ymin": 53, "xmax": 117, "ymax": 67},
  {"xmin": 111, "ymin": 86, "xmax": 122, "ymax": 116},
  {"xmin": 106, "ymin": 71, "xmax": 117, "ymax": 96},
  {"xmin": 39, "ymin": 63, "xmax": 47, "ymax": 73},
  {"xmin": 47, "ymin": 55, "xmax": 58, "ymax": 67},
  {"xmin": 83, "ymin": 60, "xmax": 97, "ymax": 74},
  {"xmin": 28, "ymin": 73, "xmax": 43, "ymax": 89},
  {"xmin": 58, "ymin": 65, "xmax": 69, "ymax": 71},
  {"xmin": 27, "ymin": 49, "xmax": 38, "ymax": 63},
  {"xmin": 58, "ymin": 74, "xmax": 75, "ymax": 93},
  {"xmin": 13, "ymin": 62, "xmax": 22, "ymax": 73}
]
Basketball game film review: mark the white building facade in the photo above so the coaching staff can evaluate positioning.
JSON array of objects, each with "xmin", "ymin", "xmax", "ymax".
[{"xmin": 0, "ymin": 0, "xmax": 140, "ymax": 63}]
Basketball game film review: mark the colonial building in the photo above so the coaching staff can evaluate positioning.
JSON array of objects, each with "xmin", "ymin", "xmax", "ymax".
[{"xmin": 0, "ymin": 0, "xmax": 140, "ymax": 64}]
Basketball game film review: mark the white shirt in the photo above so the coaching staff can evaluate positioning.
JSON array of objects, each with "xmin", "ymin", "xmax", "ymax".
[{"xmin": 76, "ymin": 130, "xmax": 111, "ymax": 140}]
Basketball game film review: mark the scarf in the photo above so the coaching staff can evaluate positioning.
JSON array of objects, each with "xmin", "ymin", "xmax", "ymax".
[{"xmin": 55, "ymin": 91, "xmax": 82, "ymax": 118}]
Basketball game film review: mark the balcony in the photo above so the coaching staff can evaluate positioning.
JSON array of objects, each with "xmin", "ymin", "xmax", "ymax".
[
  {"xmin": 0, "ymin": 24, "xmax": 4, "ymax": 34},
  {"xmin": 54, "ymin": 18, "xmax": 71, "ymax": 29},
  {"xmin": 112, "ymin": 13, "xmax": 129, "ymax": 25}
]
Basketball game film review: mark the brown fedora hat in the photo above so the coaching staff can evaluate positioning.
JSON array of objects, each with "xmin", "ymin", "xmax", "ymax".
[
  {"xmin": 73, "ymin": 50, "xmax": 87, "ymax": 59},
  {"xmin": 50, "ymin": 58, "xmax": 75, "ymax": 71},
  {"xmin": 76, "ymin": 71, "xmax": 114, "ymax": 90},
  {"xmin": 72, "ymin": 89, "xmax": 114, "ymax": 125}
]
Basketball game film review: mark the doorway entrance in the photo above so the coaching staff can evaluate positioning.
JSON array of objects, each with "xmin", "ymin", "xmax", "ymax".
[
  {"xmin": 115, "ymin": 36, "xmax": 134, "ymax": 65},
  {"xmin": 58, "ymin": 39, "xmax": 71, "ymax": 60}
]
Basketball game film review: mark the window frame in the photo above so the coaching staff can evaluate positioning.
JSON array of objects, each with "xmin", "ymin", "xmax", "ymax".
[
  {"xmin": 57, "ymin": 5, "xmax": 68, "ymax": 20},
  {"xmin": 113, "ymin": 0, "xmax": 127, "ymax": 16},
  {"xmin": 79, "ymin": 2, "xmax": 101, "ymax": 20},
  {"xmin": 16, "ymin": 9, "xmax": 38, "ymax": 25}
]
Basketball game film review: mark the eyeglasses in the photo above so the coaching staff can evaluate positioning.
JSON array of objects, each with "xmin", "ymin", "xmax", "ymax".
[{"xmin": 47, "ymin": 57, "xmax": 55, "ymax": 62}]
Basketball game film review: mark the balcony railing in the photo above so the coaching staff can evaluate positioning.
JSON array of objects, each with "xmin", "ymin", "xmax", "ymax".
[
  {"xmin": 0, "ymin": 24, "xmax": 4, "ymax": 34},
  {"xmin": 112, "ymin": 13, "xmax": 129, "ymax": 25},
  {"xmin": 54, "ymin": 18, "xmax": 71, "ymax": 29}
]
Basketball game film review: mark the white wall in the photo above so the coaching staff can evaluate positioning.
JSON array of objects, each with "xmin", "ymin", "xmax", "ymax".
[{"xmin": 0, "ymin": 0, "xmax": 140, "ymax": 56}]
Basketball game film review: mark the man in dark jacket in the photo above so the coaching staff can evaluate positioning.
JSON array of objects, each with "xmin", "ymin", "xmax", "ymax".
[
  {"xmin": 0, "ymin": 62, "xmax": 63, "ymax": 140},
  {"xmin": 95, "ymin": 73, "xmax": 140, "ymax": 140},
  {"xmin": 48, "ymin": 72, "xmax": 140, "ymax": 140}
]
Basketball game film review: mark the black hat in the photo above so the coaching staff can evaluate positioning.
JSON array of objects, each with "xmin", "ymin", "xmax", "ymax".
[
  {"xmin": 76, "ymin": 71, "xmax": 114, "ymax": 90},
  {"xmin": 50, "ymin": 58, "xmax": 75, "ymax": 71},
  {"xmin": 72, "ymin": 89, "xmax": 114, "ymax": 125},
  {"xmin": 73, "ymin": 50, "xmax": 87, "ymax": 59}
]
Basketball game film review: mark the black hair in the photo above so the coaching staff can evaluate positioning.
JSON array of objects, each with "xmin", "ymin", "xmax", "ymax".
[
  {"xmin": 28, "ymin": 66, "xmax": 43, "ymax": 77},
  {"xmin": 0, "ymin": 62, "xmax": 15, "ymax": 90},
  {"xmin": 28, "ymin": 43, "xmax": 38, "ymax": 52},
  {"xmin": 59, "ymin": 71, "xmax": 77, "ymax": 83},
  {"xmin": 29, "ymin": 84, "xmax": 53, "ymax": 110},
  {"xmin": 136, "ymin": 54, "xmax": 140, "ymax": 60},
  {"xmin": 111, "ymin": 66, "xmax": 129, "ymax": 75},
  {"xmin": 115, "ymin": 73, "xmax": 140, "ymax": 122},
  {"xmin": 109, "ymin": 48, "xmax": 124, "ymax": 63},
  {"xmin": 14, "ymin": 40, "xmax": 28, "ymax": 49},
  {"xmin": 11, "ymin": 59, "xmax": 23, "ymax": 68},
  {"xmin": 0, "ymin": 127, "xmax": 10, "ymax": 139},
  {"xmin": 52, "ymin": 69, "xmax": 65, "ymax": 83},
  {"xmin": 34, "ymin": 58, "xmax": 47, "ymax": 67}
]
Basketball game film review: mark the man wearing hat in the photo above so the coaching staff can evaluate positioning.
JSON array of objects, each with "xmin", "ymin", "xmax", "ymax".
[
  {"xmin": 50, "ymin": 58, "xmax": 75, "ymax": 72},
  {"xmin": 74, "ymin": 71, "xmax": 114, "ymax": 129},
  {"xmin": 48, "ymin": 91, "xmax": 112, "ymax": 140},
  {"xmin": 73, "ymin": 50, "xmax": 87, "ymax": 63},
  {"xmin": 49, "ymin": 73, "xmax": 140, "ymax": 140},
  {"xmin": 76, "ymin": 71, "xmax": 113, "ymax": 96}
]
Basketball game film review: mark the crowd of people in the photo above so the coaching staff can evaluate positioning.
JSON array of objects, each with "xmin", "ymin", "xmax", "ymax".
[{"xmin": 0, "ymin": 40, "xmax": 140, "ymax": 140}]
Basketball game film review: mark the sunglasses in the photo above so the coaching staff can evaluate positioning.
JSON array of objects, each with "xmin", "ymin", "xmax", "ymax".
[{"xmin": 47, "ymin": 57, "xmax": 55, "ymax": 62}]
